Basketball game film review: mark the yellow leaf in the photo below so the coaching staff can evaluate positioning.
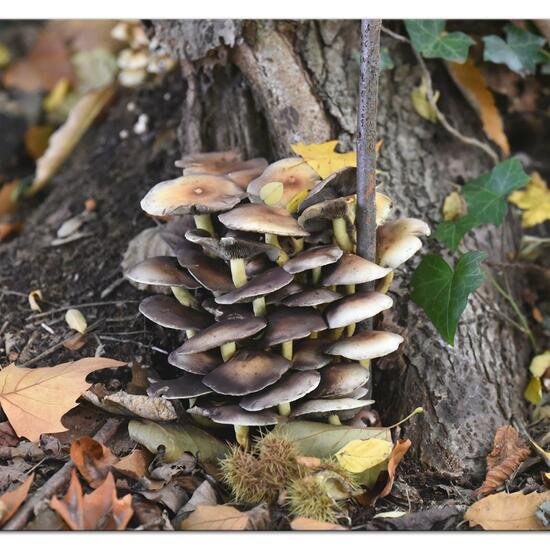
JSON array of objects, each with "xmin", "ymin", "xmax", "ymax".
[
  {"xmin": 529, "ymin": 351, "xmax": 550, "ymax": 378},
  {"xmin": 411, "ymin": 77, "xmax": 439, "ymax": 123},
  {"xmin": 0, "ymin": 42, "xmax": 11, "ymax": 69},
  {"xmin": 43, "ymin": 77, "xmax": 71, "ymax": 113},
  {"xmin": 509, "ymin": 172, "xmax": 550, "ymax": 228},
  {"xmin": 0, "ymin": 358, "xmax": 126, "ymax": 441},
  {"xmin": 335, "ymin": 438, "xmax": 393, "ymax": 474},
  {"xmin": 259, "ymin": 181, "xmax": 284, "ymax": 206},
  {"xmin": 524, "ymin": 376, "xmax": 543, "ymax": 405},
  {"xmin": 442, "ymin": 191, "xmax": 467, "ymax": 221},
  {"xmin": 179, "ymin": 505, "xmax": 250, "ymax": 531},
  {"xmin": 291, "ymin": 140, "xmax": 356, "ymax": 179}
]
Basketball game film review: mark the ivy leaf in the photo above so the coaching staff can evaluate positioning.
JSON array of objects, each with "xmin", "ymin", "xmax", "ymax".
[
  {"xmin": 410, "ymin": 251, "xmax": 487, "ymax": 345},
  {"xmin": 405, "ymin": 20, "xmax": 474, "ymax": 63},
  {"xmin": 483, "ymin": 24, "xmax": 546, "ymax": 76},
  {"xmin": 433, "ymin": 158, "xmax": 529, "ymax": 251}
]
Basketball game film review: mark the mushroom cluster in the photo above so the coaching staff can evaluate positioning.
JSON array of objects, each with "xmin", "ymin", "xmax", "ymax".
[{"xmin": 126, "ymin": 149, "xmax": 430, "ymax": 447}]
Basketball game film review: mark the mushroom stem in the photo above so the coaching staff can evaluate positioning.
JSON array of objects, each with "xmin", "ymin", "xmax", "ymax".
[
  {"xmin": 278, "ymin": 402, "xmax": 291, "ymax": 416},
  {"xmin": 171, "ymin": 286, "xmax": 197, "ymax": 308},
  {"xmin": 360, "ymin": 359, "xmax": 371, "ymax": 369},
  {"xmin": 331, "ymin": 327, "xmax": 345, "ymax": 340},
  {"xmin": 309, "ymin": 331, "xmax": 319, "ymax": 340},
  {"xmin": 253, "ymin": 297, "xmax": 267, "ymax": 317},
  {"xmin": 194, "ymin": 213, "xmax": 215, "ymax": 236},
  {"xmin": 221, "ymin": 341, "xmax": 237, "ymax": 361},
  {"xmin": 281, "ymin": 340, "xmax": 293, "ymax": 361},
  {"xmin": 344, "ymin": 284, "xmax": 357, "ymax": 336},
  {"xmin": 229, "ymin": 258, "xmax": 248, "ymax": 288},
  {"xmin": 265, "ymin": 233, "xmax": 289, "ymax": 265},
  {"xmin": 328, "ymin": 414, "xmax": 342, "ymax": 425},
  {"xmin": 291, "ymin": 237, "xmax": 304, "ymax": 254},
  {"xmin": 311, "ymin": 267, "xmax": 322, "ymax": 286},
  {"xmin": 332, "ymin": 217, "xmax": 354, "ymax": 252},
  {"xmin": 235, "ymin": 425, "xmax": 249, "ymax": 448},
  {"xmin": 186, "ymin": 329, "xmax": 196, "ymax": 339}
]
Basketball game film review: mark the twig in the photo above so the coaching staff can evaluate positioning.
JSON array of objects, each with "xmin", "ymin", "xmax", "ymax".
[
  {"xmin": 3, "ymin": 417, "xmax": 124, "ymax": 531},
  {"xmin": 100, "ymin": 276, "xmax": 126, "ymax": 299},
  {"xmin": 29, "ymin": 300, "xmax": 139, "ymax": 320},
  {"xmin": 98, "ymin": 335, "xmax": 168, "ymax": 354}
]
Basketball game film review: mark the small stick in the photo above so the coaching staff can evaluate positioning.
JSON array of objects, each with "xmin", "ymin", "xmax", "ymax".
[{"xmin": 29, "ymin": 300, "xmax": 139, "ymax": 320}]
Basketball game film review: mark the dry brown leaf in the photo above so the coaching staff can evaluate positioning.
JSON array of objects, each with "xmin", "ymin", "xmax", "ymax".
[
  {"xmin": 62, "ymin": 332, "xmax": 87, "ymax": 351},
  {"xmin": 378, "ymin": 438, "xmax": 412, "ymax": 499},
  {"xmin": 50, "ymin": 469, "xmax": 133, "ymax": 530},
  {"xmin": 0, "ymin": 357, "xmax": 127, "ymax": 442},
  {"xmin": 31, "ymin": 85, "xmax": 116, "ymax": 195},
  {"xmin": 447, "ymin": 58, "xmax": 510, "ymax": 156},
  {"xmin": 0, "ymin": 222, "xmax": 21, "ymax": 243},
  {"xmin": 179, "ymin": 505, "xmax": 250, "ymax": 531},
  {"xmin": 103, "ymin": 391, "xmax": 177, "ymax": 421},
  {"xmin": 70, "ymin": 436, "xmax": 118, "ymax": 488},
  {"xmin": 290, "ymin": 517, "xmax": 347, "ymax": 531},
  {"xmin": 475, "ymin": 425, "xmax": 530, "ymax": 498},
  {"xmin": 0, "ymin": 473, "xmax": 34, "ymax": 527},
  {"xmin": 0, "ymin": 421, "xmax": 19, "ymax": 447},
  {"xmin": 112, "ymin": 449, "xmax": 152, "ymax": 480},
  {"xmin": 0, "ymin": 180, "xmax": 19, "ymax": 216},
  {"xmin": 465, "ymin": 490, "xmax": 550, "ymax": 530}
]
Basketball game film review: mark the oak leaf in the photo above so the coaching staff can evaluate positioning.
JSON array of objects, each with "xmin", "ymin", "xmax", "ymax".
[
  {"xmin": 0, "ymin": 473, "xmax": 34, "ymax": 527},
  {"xmin": 508, "ymin": 172, "xmax": 550, "ymax": 228},
  {"xmin": 70, "ymin": 436, "xmax": 118, "ymax": 488},
  {"xmin": 0, "ymin": 357, "xmax": 126, "ymax": 441},
  {"xmin": 50, "ymin": 470, "xmax": 133, "ymax": 530},
  {"xmin": 291, "ymin": 140, "xmax": 356, "ymax": 179},
  {"xmin": 179, "ymin": 504, "xmax": 250, "ymax": 531}
]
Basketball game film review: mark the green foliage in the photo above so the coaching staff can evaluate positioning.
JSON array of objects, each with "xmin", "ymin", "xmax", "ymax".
[
  {"xmin": 411, "ymin": 251, "xmax": 487, "ymax": 345},
  {"xmin": 405, "ymin": 20, "xmax": 474, "ymax": 63},
  {"xmin": 433, "ymin": 158, "xmax": 529, "ymax": 251},
  {"xmin": 380, "ymin": 47, "xmax": 394, "ymax": 70},
  {"xmin": 483, "ymin": 24, "xmax": 547, "ymax": 75}
]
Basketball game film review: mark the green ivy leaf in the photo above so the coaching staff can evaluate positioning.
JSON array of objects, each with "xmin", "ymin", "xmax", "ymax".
[
  {"xmin": 380, "ymin": 47, "xmax": 394, "ymax": 71},
  {"xmin": 410, "ymin": 251, "xmax": 487, "ymax": 345},
  {"xmin": 405, "ymin": 20, "xmax": 474, "ymax": 63},
  {"xmin": 483, "ymin": 24, "xmax": 547, "ymax": 75},
  {"xmin": 433, "ymin": 158, "xmax": 529, "ymax": 251}
]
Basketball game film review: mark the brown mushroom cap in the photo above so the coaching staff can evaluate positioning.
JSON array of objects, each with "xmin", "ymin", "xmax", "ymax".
[
  {"xmin": 141, "ymin": 174, "xmax": 245, "ymax": 217},
  {"xmin": 324, "ymin": 292, "xmax": 393, "ymax": 329},
  {"xmin": 215, "ymin": 267, "xmax": 293, "ymax": 305},
  {"xmin": 186, "ymin": 254, "xmax": 236, "ymax": 294},
  {"xmin": 203, "ymin": 350, "xmax": 290, "ymax": 396},
  {"xmin": 266, "ymin": 281, "xmax": 306, "ymax": 305},
  {"xmin": 246, "ymin": 254, "xmax": 276, "ymax": 278},
  {"xmin": 377, "ymin": 218, "xmax": 431, "ymax": 268},
  {"xmin": 291, "ymin": 398, "xmax": 374, "ymax": 418},
  {"xmin": 298, "ymin": 166, "xmax": 357, "ymax": 212},
  {"xmin": 345, "ymin": 386, "xmax": 369, "ymax": 399},
  {"xmin": 282, "ymin": 245, "xmax": 343, "ymax": 274},
  {"xmin": 247, "ymin": 158, "xmax": 320, "ymax": 207},
  {"xmin": 139, "ymin": 295, "xmax": 212, "ymax": 331},
  {"xmin": 311, "ymin": 363, "xmax": 369, "ymax": 398},
  {"xmin": 218, "ymin": 203, "xmax": 309, "ymax": 237},
  {"xmin": 187, "ymin": 404, "xmax": 278, "ymax": 426},
  {"xmin": 168, "ymin": 348, "xmax": 220, "ymax": 375},
  {"xmin": 177, "ymin": 317, "xmax": 267, "ymax": 355},
  {"xmin": 125, "ymin": 256, "xmax": 200, "ymax": 289},
  {"xmin": 240, "ymin": 371, "xmax": 321, "ymax": 411},
  {"xmin": 201, "ymin": 298, "xmax": 254, "ymax": 321},
  {"xmin": 159, "ymin": 215, "xmax": 197, "ymax": 252},
  {"xmin": 292, "ymin": 338, "xmax": 332, "ymax": 371},
  {"xmin": 175, "ymin": 149, "xmax": 242, "ymax": 170},
  {"xmin": 326, "ymin": 330, "xmax": 404, "ymax": 361},
  {"xmin": 281, "ymin": 288, "xmax": 342, "ymax": 308},
  {"xmin": 321, "ymin": 253, "xmax": 392, "ymax": 286},
  {"xmin": 298, "ymin": 196, "xmax": 355, "ymax": 233},
  {"xmin": 147, "ymin": 372, "xmax": 211, "ymax": 399},
  {"xmin": 263, "ymin": 307, "xmax": 327, "ymax": 347}
]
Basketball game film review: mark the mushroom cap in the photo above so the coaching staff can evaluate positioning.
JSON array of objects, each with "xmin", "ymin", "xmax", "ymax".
[
  {"xmin": 292, "ymin": 338, "xmax": 332, "ymax": 371},
  {"xmin": 147, "ymin": 372, "xmax": 211, "ymax": 399},
  {"xmin": 186, "ymin": 254, "xmax": 236, "ymax": 294},
  {"xmin": 177, "ymin": 317, "xmax": 267, "ymax": 354},
  {"xmin": 266, "ymin": 281, "xmax": 306, "ymax": 305},
  {"xmin": 125, "ymin": 256, "xmax": 200, "ymax": 289},
  {"xmin": 168, "ymin": 348, "xmax": 220, "ymax": 375},
  {"xmin": 298, "ymin": 166, "xmax": 357, "ymax": 212},
  {"xmin": 321, "ymin": 253, "xmax": 391, "ymax": 286},
  {"xmin": 344, "ymin": 386, "xmax": 369, "ymax": 399},
  {"xmin": 203, "ymin": 350, "xmax": 291, "ymax": 396},
  {"xmin": 188, "ymin": 404, "xmax": 278, "ymax": 426},
  {"xmin": 159, "ymin": 216, "xmax": 197, "ymax": 252},
  {"xmin": 377, "ymin": 218, "xmax": 431, "ymax": 268},
  {"xmin": 227, "ymin": 163, "xmax": 268, "ymax": 190},
  {"xmin": 325, "ymin": 291, "xmax": 393, "ymax": 329},
  {"xmin": 326, "ymin": 330, "xmax": 404, "ymax": 361},
  {"xmin": 298, "ymin": 196, "xmax": 355, "ymax": 232},
  {"xmin": 263, "ymin": 307, "xmax": 327, "ymax": 347},
  {"xmin": 247, "ymin": 158, "xmax": 320, "ymax": 207},
  {"xmin": 175, "ymin": 149, "xmax": 242, "ymax": 170},
  {"xmin": 141, "ymin": 174, "xmax": 245, "ymax": 216},
  {"xmin": 201, "ymin": 298, "xmax": 254, "ymax": 321},
  {"xmin": 139, "ymin": 295, "xmax": 212, "ymax": 331},
  {"xmin": 311, "ymin": 363, "xmax": 369, "ymax": 398},
  {"xmin": 281, "ymin": 288, "xmax": 342, "ymax": 308},
  {"xmin": 215, "ymin": 267, "xmax": 293, "ymax": 305},
  {"xmin": 291, "ymin": 398, "xmax": 374, "ymax": 418},
  {"xmin": 246, "ymin": 254, "xmax": 276, "ymax": 278},
  {"xmin": 240, "ymin": 371, "xmax": 321, "ymax": 411},
  {"xmin": 282, "ymin": 245, "xmax": 343, "ymax": 274},
  {"xmin": 218, "ymin": 203, "xmax": 309, "ymax": 237}
]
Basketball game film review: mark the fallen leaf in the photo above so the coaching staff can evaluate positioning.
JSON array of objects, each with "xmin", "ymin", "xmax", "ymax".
[
  {"xmin": 411, "ymin": 76, "xmax": 439, "ymax": 122},
  {"xmin": 0, "ymin": 222, "xmax": 21, "ymax": 243},
  {"xmin": 465, "ymin": 490, "xmax": 550, "ymax": 530},
  {"xmin": 508, "ymin": 173, "xmax": 550, "ymax": 228},
  {"xmin": 475, "ymin": 426, "xmax": 531, "ymax": 498},
  {"xmin": 291, "ymin": 141, "xmax": 356, "ymax": 179},
  {"xmin": 0, "ymin": 421, "xmax": 19, "ymax": 447},
  {"xmin": 65, "ymin": 308, "xmax": 88, "ymax": 334},
  {"xmin": 27, "ymin": 290, "xmax": 43, "ymax": 312},
  {"xmin": 182, "ymin": 480, "xmax": 218, "ymax": 513},
  {"xmin": 290, "ymin": 517, "xmax": 346, "ymax": 530},
  {"xmin": 0, "ymin": 180, "xmax": 19, "ymax": 216},
  {"xmin": 179, "ymin": 505, "xmax": 249, "ymax": 531},
  {"xmin": 442, "ymin": 191, "xmax": 467, "ymax": 221},
  {"xmin": 43, "ymin": 78, "xmax": 72, "ymax": 113},
  {"xmin": 373, "ymin": 510, "xmax": 408, "ymax": 519},
  {"xmin": 335, "ymin": 438, "xmax": 394, "ymax": 474},
  {"xmin": 377, "ymin": 438, "xmax": 412, "ymax": 499},
  {"xmin": 0, "ymin": 473, "xmax": 34, "ymax": 527},
  {"xmin": 70, "ymin": 436, "xmax": 118, "ymax": 488},
  {"xmin": 113, "ymin": 449, "xmax": 152, "ymax": 480},
  {"xmin": 0, "ymin": 42, "xmax": 11, "ymax": 68},
  {"xmin": 63, "ymin": 332, "xmax": 87, "ymax": 351},
  {"xmin": 50, "ymin": 470, "xmax": 133, "ymax": 530},
  {"xmin": 525, "ymin": 377, "xmax": 543, "ymax": 405},
  {"xmin": 447, "ymin": 58, "xmax": 510, "ymax": 156},
  {"xmin": 0, "ymin": 357, "xmax": 126, "ymax": 441},
  {"xmin": 103, "ymin": 391, "xmax": 177, "ymax": 421},
  {"xmin": 24, "ymin": 126, "xmax": 54, "ymax": 160}
]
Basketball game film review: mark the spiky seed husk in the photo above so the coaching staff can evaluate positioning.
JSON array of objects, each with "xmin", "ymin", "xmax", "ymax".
[{"xmin": 287, "ymin": 475, "xmax": 343, "ymax": 524}]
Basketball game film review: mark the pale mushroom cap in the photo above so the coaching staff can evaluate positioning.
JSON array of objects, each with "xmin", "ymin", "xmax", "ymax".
[
  {"xmin": 376, "ymin": 193, "xmax": 393, "ymax": 225},
  {"xmin": 248, "ymin": 157, "xmax": 320, "ymax": 207},
  {"xmin": 218, "ymin": 203, "xmax": 309, "ymax": 237},
  {"xmin": 125, "ymin": 256, "xmax": 200, "ymax": 289},
  {"xmin": 325, "ymin": 291, "xmax": 393, "ymax": 329},
  {"xmin": 203, "ymin": 350, "xmax": 290, "ymax": 396},
  {"xmin": 177, "ymin": 317, "xmax": 267, "ymax": 354},
  {"xmin": 345, "ymin": 386, "xmax": 369, "ymax": 399},
  {"xmin": 175, "ymin": 149, "xmax": 241, "ymax": 170},
  {"xmin": 377, "ymin": 218, "xmax": 431, "ymax": 268},
  {"xmin": 282, "ymin": 245, "xmax": 343, "ymax": 274},
  {"xmin": 240, "ymin": 371, "xmax": 321, "ymax": 411},
  {"xmin": 139, "ymin": 295, "xmax": 212, "ymax": 331},
  {"xmin": 188, "ymin": 404, "xmax": 278, "ymax": 426},
  {"xmin": 140, "ymin": 174, "xmax": 244, "ymax": 216},
  {"xmin": 147, "ymin": 372, "xmax": 211, "ymax": 399},
  {"xmin": 327, "ymin": 330, "xmax": 404, "ymax": 361},
  {"xmin": 215, "ymin": 267, "xmax": 293, "ymax": 305},
  {"xmin": 311, "ymin": 363, "xmax": 369, "ymax": 398},
  {"xmin": 168, "ymin": 348, "xmax": 220, "ymax": 375},
  {"xmin": 227, "ymin": 162, "xmax": 268, "ymax": 190},
  {"xmin": 281, "ymin": 288, "xmax": 342, "ymax": 308},
  {"xmin": 263, "ymin": 307, "xmax": 327, "ymax": 347},
  {"xmin": 291, "ymin": 398, "xmax": 374, "ymax": 418},
  {"xmin": 292, "ymin": 338, "xmax": 332, "ymax": 371},
  {"xmin": 321, "ymin": 253, "xmax": 391, "ymax": 286},
  {"xmin": 184, "ymin": 157, "xmax": 266, "ymax": 177}
]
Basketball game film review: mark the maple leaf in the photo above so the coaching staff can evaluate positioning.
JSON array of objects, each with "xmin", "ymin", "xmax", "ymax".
[
  {"xmin": 0, "ymin": 357, "xmax": 127, "ymax": 441},
  {"xmin": 0, "ymin": 473, "xmax": 34, "ymax": 527},
  {"xmin": 509, "ymin": 172, "xmax": 550, "ymax": 228},
  {"xmin": 70, "ymin": 436, "xmax": 118, "ymax": 488},
  {"xmin": 290, "ymin": 141, "xmax": 356, "ymax": 179},
  {"xmin": 50, "ymin": 470, "xmax": 133, "ymax": 530}
]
